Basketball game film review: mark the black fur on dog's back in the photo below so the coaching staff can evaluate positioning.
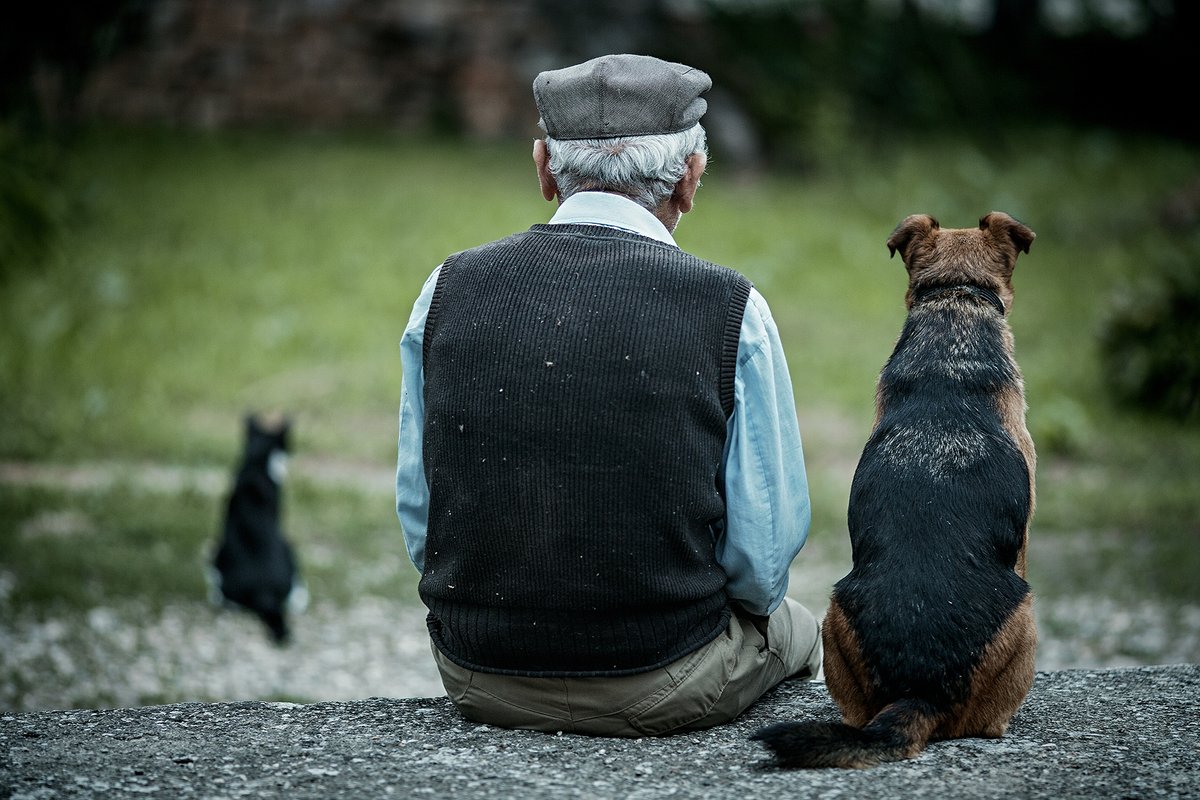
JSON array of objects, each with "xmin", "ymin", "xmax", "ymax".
[
  {"xmin": 756, "ymin": 304, "xmax": 1031, "ymax": 768},
  {"xmin": 754, "ymin": 213, "xmax": 1037, "ymax": 769},
  {"xmin": 840, "ymin": 299, "xmax": 1031, "ymax": 706}
]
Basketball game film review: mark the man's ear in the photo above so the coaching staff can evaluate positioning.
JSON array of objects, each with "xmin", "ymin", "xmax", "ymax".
[
  {"xmin": 673, "ymin": 152, "xmax": 707, "ymax": 214},
  {"xmin": 533, "ymin": 139, "xmax": 558, "ymax": 202}
]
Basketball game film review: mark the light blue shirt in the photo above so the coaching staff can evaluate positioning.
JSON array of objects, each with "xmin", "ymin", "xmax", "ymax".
[{"xmin": 396, "ymin": 191, "xmax": 811, "ymax": 616}]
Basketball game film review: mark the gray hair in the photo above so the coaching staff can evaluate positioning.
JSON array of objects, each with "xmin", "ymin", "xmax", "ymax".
[{"xmin": 543, "ymin": 124, "xmax": 708, "ymax": 212}]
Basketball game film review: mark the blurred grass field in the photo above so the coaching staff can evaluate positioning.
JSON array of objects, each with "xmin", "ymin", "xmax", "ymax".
[{"xmin": 1, "ymin": 125, "xmax": 1198, "ymax": 708}]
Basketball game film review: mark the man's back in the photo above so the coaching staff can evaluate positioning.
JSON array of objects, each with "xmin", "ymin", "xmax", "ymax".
[
  {"xmin": 396, "ymin": 53, "xmax": 820, "ymax": 737},
  {"xmin": 421, "ymin": 223, "xmax": 751, "ymax": 674}
]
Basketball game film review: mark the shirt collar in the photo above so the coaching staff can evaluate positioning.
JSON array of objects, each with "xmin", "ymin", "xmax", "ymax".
[{"xmin": 547, "ymin": 191, "xmax": 678, "ymax": 247}]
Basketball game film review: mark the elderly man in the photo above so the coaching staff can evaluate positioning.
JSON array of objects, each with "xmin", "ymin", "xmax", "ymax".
[{"xmin": 396, "ymin": 53, "xmax": 819, "ymax": 736}]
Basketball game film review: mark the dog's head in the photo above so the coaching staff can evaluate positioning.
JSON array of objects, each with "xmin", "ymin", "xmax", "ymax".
[{"xmin": 887, "ymin": 212, "xmax": 1035, "ymax": 311}]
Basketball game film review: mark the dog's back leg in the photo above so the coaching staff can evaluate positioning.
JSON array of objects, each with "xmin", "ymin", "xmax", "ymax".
[
  {"xmin": 943, "ymin": 594, "xmax": 1037, "ymax": 739},
  {"xmin": 821, "ymin": 597, "xmax": 875, "ymax": 727}
]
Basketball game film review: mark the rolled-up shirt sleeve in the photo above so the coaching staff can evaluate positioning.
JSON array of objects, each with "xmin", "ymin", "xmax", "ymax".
[
  {"xmin": 396, "ymin": 265, "xmax": 441, "ymax": 573},
  {"xmin": 716, "ymin": 287, "xmax": 811, "ymax": 616}
]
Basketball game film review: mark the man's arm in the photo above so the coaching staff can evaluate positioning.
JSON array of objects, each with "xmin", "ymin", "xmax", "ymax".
[
  {"xmin": 395, "ymin": 266, "xmax": 441, "ymax": 573},
  {"xmin": 715, "ymin": 287, "xmax": 811, "ymax": 617}
]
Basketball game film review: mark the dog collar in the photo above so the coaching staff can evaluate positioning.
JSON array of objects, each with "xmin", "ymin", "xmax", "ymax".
[{"xmin": 912, "ymin": 284, "xmax": 1007, "ymax": 316}]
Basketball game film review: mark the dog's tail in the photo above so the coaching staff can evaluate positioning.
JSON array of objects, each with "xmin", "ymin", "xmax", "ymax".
[{"xmin": 751, "ymin": 698, "xmax": 941, "ymax": 769}]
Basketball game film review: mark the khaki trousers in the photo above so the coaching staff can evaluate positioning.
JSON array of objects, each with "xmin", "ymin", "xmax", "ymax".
[{"xmin": 431, "ymin": 597, "xmax": 821, "ymax": 737}]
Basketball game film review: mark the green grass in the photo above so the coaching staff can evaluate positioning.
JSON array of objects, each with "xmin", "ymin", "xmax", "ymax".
[
  {"xmin": 0, "ymin": 482, "xmax": 213, "ymax": 610},
  {"xmin": 0, "ymin": 478, "xmax": 417, "ymax": 616},
  {"xmin": 0, "ymin": 129, "xmax": 545, "ymax": 463},
  {"xmin": 1, "ymin": 124, "xmax": 1198, "ymax": 620}
]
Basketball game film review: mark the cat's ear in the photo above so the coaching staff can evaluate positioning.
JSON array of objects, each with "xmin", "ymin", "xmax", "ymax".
[{"xmin": 245, "ymin": 413, "xmax": 262, "ymax": 436}]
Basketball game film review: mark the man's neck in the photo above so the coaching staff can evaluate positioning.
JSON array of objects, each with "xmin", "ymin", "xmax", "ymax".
[
  {"xmin": 653, "ymin": 204, "xmax": 681, "ymax": 233},
  {"xmin": 548, "ymin": 191, "xmax": 678, "ymax": 246}
]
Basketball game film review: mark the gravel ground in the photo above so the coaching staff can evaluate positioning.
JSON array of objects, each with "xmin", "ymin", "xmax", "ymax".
[
  {"xmin": 5, "ymin": 666, "xmax": 1199, "ymax": 799},
  {"xmin": 0, "ymin": 597, "xmax": 445, "ymax": 712},
  {"xmin": 2, "ymin": 590, "xmax": 1197, "ymax": 713},
  {"xmin": 2, "ymin": 458, "xmax": 1197, "ymax": 713}
]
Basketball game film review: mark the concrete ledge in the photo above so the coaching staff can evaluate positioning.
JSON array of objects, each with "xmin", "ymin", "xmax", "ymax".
[{"xmin": 3, "ymin": 665, "xmax": 1198, "ymax": 799}]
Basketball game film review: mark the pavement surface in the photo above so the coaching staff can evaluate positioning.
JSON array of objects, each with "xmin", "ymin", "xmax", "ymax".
[{"xmin": 2, "ymin": 664, "xmax": 1197, "ymax": 799}]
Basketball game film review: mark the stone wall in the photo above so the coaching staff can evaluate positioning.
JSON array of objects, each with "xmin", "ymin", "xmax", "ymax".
[{"xmin": 76, "ymin": 0, "xmax": 667, "ymax": 137}]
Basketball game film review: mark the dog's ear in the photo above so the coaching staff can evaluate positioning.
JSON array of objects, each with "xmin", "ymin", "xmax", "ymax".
[
  {"xmin": 980, "ymin": 211, "xmax": 1036, "ymax": 255},
  {"xmin": 887, "ymin": 214, "xmax": 939, "ymax": 261}
]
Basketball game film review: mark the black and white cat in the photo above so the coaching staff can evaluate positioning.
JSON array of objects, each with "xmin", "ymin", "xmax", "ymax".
[{"xmin": 208, "ymin": 414, "xmax": 307, "ymax": 644}]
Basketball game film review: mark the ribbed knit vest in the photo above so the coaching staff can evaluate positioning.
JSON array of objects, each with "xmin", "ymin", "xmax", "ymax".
[{"xmin": 420, "ymin": 223, "xmax": 752, "ymax": 676}]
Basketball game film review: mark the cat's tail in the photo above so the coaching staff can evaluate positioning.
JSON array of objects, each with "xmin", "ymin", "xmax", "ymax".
[
  {"xmin": 751, "ymin": 698, "xmax": 940, "ymax": 769},
  {"xmin": 260, "ymin": 607, "xmax": 289, "ymax": 644}
]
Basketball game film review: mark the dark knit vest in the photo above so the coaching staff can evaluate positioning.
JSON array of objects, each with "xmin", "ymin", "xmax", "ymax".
[{"xmin": 420, "ymin": 223, "xmax": 752, "ymax": 676}]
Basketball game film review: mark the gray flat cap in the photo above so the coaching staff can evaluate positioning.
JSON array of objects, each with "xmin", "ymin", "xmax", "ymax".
[{"xmin": 533, "ymin": 54, "xmax": 711, "ymax": 140}]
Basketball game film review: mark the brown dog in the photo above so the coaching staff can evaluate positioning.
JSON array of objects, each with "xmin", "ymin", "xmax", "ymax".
[{"xmin": 753, "ymin": 212, "xmax": 1038, "ymax": 768}]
